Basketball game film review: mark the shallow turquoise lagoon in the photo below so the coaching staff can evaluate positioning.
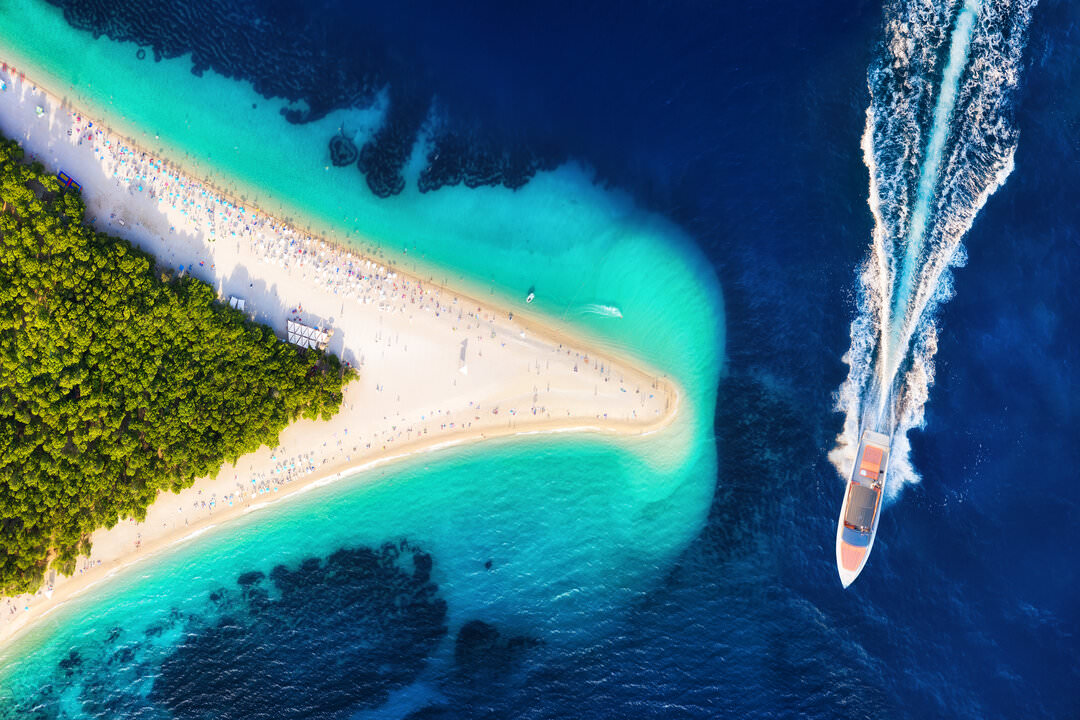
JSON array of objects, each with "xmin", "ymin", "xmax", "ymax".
[
  {"xmin": 0, "ymin": 0, "xmax": 724, "ymax": 693},
  {"xmin": 0, "ymin": 434, "xmax": 717, "ymax": 699}
]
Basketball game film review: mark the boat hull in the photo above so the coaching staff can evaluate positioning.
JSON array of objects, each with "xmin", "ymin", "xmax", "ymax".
[{"xmin": 835, "ymin": 430, "xmax": 890, "ymax": 587}]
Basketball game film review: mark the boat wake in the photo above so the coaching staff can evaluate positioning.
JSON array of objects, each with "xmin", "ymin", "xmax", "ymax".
[
  {"xmin": 578, "ymin": 303, "xmax": 624, "ymax": 319},
  {"xmin": 831, "ymin": 0, "xmax": 1036, "ymax": 501}
]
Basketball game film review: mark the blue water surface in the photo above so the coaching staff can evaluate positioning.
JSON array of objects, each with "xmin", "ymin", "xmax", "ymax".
[{"xmin": 2, "ymin": 0, "xmax": 1078, "ymax": 717}]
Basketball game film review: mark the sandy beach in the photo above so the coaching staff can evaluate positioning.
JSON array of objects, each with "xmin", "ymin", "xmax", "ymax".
[{"xmin": 0, "ymin": 63, "xmax": 681, "ymax": 649}]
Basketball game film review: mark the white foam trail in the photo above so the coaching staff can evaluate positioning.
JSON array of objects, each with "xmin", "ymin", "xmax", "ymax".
[
  {"xmin": 832, "ymin": 0, "xmax": 1036, "ymax": 501},
  {"xmin": 892, "ymin": 1, "xmax": 978, "ymax": 314},
  {"xmin": 579, "ymin": 303, "xmax": 623, "ymax": 319},
  {"xmin": 884, "ymin": 0, "xmax": 980, "ymax": 393}
]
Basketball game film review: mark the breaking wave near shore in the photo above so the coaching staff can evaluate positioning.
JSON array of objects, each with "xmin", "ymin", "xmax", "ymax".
[{"xmin": 832, "ymin": 0, "xmax": 1036, "ymax": 499}]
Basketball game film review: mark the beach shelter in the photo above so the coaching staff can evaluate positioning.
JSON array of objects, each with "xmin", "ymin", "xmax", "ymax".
[{"xmin": 286, "ymin": 320, "xmax": 330, "ymax": 350}]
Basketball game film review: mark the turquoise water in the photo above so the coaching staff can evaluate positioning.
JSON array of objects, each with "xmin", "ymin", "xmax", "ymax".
[
  {"xmin": 0, "ymin": 0, "xmax": 723, "ymax": 696},
  {"xmin": 0, "ymin": 437, "xmax": 715, "ymax": 704},
  {"xmin": 2, "ymin": 0, "xmax": 1074, "ymax": 717}
]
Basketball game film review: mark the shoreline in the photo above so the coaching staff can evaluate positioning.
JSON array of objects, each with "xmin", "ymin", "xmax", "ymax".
[
  {"xmin": 0, "ymin": 61, "xmax": 687, "ymax": 652},
  {"xmin": 0, "ymin": 47, "xmax": 670, "ymax": 376},
  {"xmin": 0, "ymin": 404, "xmax": 678, "ymax": 657},
  {"xmin": 0, "ymin": 44, "xmax": 625, "ymax": 341}
]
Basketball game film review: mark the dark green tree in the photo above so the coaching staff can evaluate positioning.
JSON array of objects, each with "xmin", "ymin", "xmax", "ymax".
[{"xmin": 0, "ymin": 133, "xmax": 355, "ymax": 595}]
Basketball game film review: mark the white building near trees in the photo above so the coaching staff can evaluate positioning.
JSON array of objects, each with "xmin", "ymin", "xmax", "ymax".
[{"xmin": 286, "ymin": 319, "xmax": 331, "ymax": 350}]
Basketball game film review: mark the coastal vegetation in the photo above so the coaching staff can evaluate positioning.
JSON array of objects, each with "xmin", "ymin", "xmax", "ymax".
[{"xmin": 0, "ymin": 133, "xmax": 354, "ymax": 595}]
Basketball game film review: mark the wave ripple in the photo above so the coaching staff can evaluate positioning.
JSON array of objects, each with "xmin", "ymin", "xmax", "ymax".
[{"xmin": 832, "ymin": 0, "xmax": 1037, "ymax": 499}]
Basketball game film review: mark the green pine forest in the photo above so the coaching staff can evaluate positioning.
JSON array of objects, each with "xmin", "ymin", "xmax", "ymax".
[{"xmin": 0, "ymin": 132, "xmax": 355, "ymax": 595}]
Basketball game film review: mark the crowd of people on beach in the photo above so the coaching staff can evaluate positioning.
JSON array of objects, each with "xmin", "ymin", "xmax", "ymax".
[
  {"xmin": 0, "ymin": 76, "xmax": 664, "ymax": 635},
  {"xmin": 65, "ymin": 111, "xmax": 542, "ymax": 325},
  {"xmin": 60, "ymin": 104, "xmax": 649, "ymax": 423}
]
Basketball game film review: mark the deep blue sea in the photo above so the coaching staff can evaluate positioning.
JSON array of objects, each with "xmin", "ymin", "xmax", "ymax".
[{"xmin": 1, "ymin": 0, "xmax": 1078, "ymax": 717}]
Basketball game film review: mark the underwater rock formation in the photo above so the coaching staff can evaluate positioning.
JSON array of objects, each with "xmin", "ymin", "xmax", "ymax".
[
  {"xmin": 49, "ymin": 1, "xmax": 561, "ymax": 197},
  {"xmin": 357, "ymin": 95, "xmax": 427, "ymax": 197},
  {"xmin": 454, "ymin": 619, "xmax": 541, "ymax": 677},
  {"xmin": 329, "ymin": 134, "xmax": 358, "ymax": 166},
  {"xmin": 149, "ymin": 542, "xmax": 448, "ymax": 719},
  {"xmin": 419, "ymin": 131, "xmax": 558, "ymax": 193},
  {"xmin": 9, "ymin": 541, "xmax": 449, "ymax": 720}
]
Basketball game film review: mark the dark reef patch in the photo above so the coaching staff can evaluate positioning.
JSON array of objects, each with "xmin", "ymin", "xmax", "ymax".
[
  {"xmin": 357, "ymin": 95, "xmax": 427, "ymax": 197},
  {"xmin": 404, "ymin": 707, "xmax": 458, "ymax": 720},
  {"xmin": 329, "ymin": 133, "xmax": 358, "ymax": 167},
  {"xmin": 235, "ymin": 570, "xmax": 264, "ymax": 586},
  {"xmin": 47, "ymin": 0, "xmax": 559, "ymax": 197},
  {"xmin": 148, "ymin": 542, "xmax": 447, "ymax": 720},
  {"xmin": 417, "ymin": 131, "xmax": 557, "ymax": 193},
  {"xmin": 453, "ymin": 619, "xmax": 541, "ymax": 679},
  {"xmin": 47, "ymin": 0, "xmax": 374, "ymax": 123},
  {"xmin": 58, "ymin": 649, "xmax": 82, "ymax": 677},
  {"xmin": 107, "ymin": 645, "xmax": 135, "ymax": 666},
  {"xmin": 5, "ymin": 541, "xmax": 446, "ymax": 720}
]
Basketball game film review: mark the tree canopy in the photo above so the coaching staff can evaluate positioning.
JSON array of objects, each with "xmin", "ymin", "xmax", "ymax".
[{"xmin": 0, "ymin": 133, "xmax": 354, "ymax": 595}]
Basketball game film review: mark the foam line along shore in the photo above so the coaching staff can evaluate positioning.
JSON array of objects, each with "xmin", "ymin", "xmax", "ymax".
[{"xmin": 0, "ymin": 62, "xmax": 687, "ymax": 651}]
